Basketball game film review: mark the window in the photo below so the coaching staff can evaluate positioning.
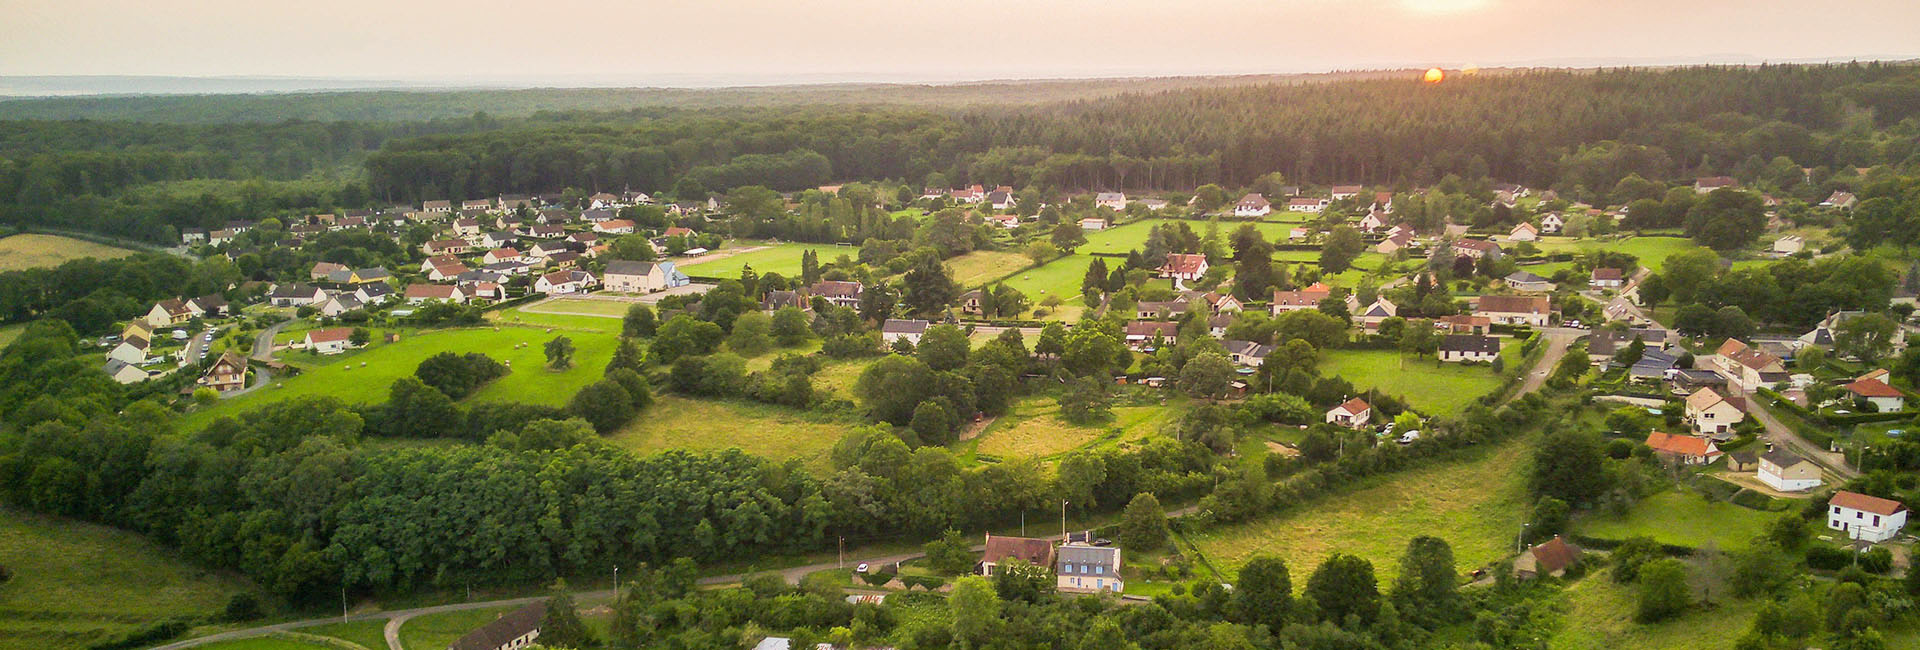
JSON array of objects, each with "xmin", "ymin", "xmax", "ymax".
[
  {"xmin": 1833, "ymin": 506, "xmax": 1841, "ymax": 514},
  {"xmin": 1095, "ymin": 565, "xmax": 1104, "ymax": 575},
  {"xmin": 1873, "ymin": 515, "xmax": 1881, "ymax": 526}
]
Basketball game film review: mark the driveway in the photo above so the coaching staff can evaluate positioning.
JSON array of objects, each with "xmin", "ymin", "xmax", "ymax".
[
  {"xmin": 220, "ymin": 319, "xmax": 290, "ymax": 399},
  {"xmin": 1746, "ymin": 398, "xmax": 1859, "ymax": 481}
]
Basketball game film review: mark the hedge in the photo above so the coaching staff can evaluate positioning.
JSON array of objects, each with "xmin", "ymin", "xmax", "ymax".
[
  {"xmin": 1566, "ymin": 534, "xmax": 1697, "ymax": 556},
  {"xmin": 481, "ymin": 291, "xmax": 550, "ymax": 313}
]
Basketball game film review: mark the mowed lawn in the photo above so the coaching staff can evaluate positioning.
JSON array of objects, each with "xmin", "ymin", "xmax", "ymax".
[
  {"xmin": 1532, "ymin": 235, "xmax": 1705, "ymax": 265},
  {"xmin": 1572, "ymin": 490, "xmax": 1776, "ymax": 550},
  {"xmin": 0, "ymin": 507, "xmax": 246, "ymax": 650},
  {"xmin": 192, "ymin": 636, "xmax": 355, "ymax": 650},
  {"xmin": 539, "ymin": 296, "xmax": 638, "ymax": 316},
  {"xmin": 970, "ymin": 399, "xmax": 1174, "ymax": 460},
  {"xmin": 678, "ymin": 242, "xmax": 854, "ymax": 278},
  {"xmin": 490, "ymin": 305, "xmax": 622, "ymax": 334},
  {"xmin": 301, "ymin": 619, "xmax": 389, "ymax": 650},
  {"xmin": 399, "ymin": 607, "xmax": 513, "ymax": 650},
  {"xmin": 182, "ymin": 326, "xmax": 617, "ymax": 431},
  {"xmin": 1187, "ymin": 436, "xmax": 1532, "ymax": 586},
  {"xmin": 1000, "ymin": 255, "xmax": 1098, "ymax": 320},
  {"xmin": 0, "ymin": 234, "xmax": 137, "ymax": 271},
  {"xmin": 1549, "ymin": 573, "xmax": 1756, "ymax": 650},
  {"xmin": 608, "ymin": 396, "xmax": 855, "ymax": 470},
  {"xmin": 0, "ymin": 323, "xmax": 24, "ymax": 350},
  {"xmin": 947, "ymin": 249, "xmax": 1034, "ymax": 288},
  {"xmin": 1318, "ymin": 348, "xmax": 1507, "ymax": 416}
]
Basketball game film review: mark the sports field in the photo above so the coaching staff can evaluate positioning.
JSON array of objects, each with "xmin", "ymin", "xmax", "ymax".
[
  {"xmin": 0, "ymin": 507, "xmax": 246, "ymax": 650},
  {"xmin": 181, "ymin": 325, "xmax": 618, "ymax": 431},
  {"xmin": 677, "ymin": 242, "xmax": 854, "ymax": 278},
  {"xmin": 0, "ymin": 234, "xmax": 138, "ymax": 271},
  {"xmin": 1187, "ymin": 436, "xmax": 1531, "ymax": 586}
]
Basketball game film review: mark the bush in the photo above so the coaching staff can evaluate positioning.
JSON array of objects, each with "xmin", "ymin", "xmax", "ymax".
[
  {"xmin": 1859, "ymin": 547, "xmax": 1893, "ymax": 574},
  {"xmin": 1805, "ymin": 545, "xmax": 1853, "ymax": 571},
  {"xmin": 87, "ymin": 619, "xmax": 190, "ymax": 650},
  {"xmin": 223, "ymin": 592, "xmax": 262, "ymax": 622},
  {"xmin": 415, "ymin": 352, "xmax": 509, "ymax": 399}
]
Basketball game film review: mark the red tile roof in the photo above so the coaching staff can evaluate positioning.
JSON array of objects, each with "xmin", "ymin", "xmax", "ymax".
[
  {"xmin": 1644, "ymin": 431, "xmax": 1719, "ymax": 457},
  {"xmin": 1830, "ymin": 490, "xmax": 1906, "ymax": 516},
  {"xmin": 307, "ymin": 327, "xmax": 353, "ymax": 343},
  {"xmin": 1845, "ymin": 377, "xmax": 1903, "ymax": 398},
  {"xmin": 1333, "ymin": 397, "xmax": 1370, "ymax": 415},
  {"xmin": 1160, "ymin": 253, "xmax": 1208, "ymax": 275}
]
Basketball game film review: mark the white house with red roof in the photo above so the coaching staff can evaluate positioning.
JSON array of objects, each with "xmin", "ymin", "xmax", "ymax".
[
  {"xmin": 1644, "ymin": 431, "xmax": 1722, "ymax": 465},
  {"xmin": 404, "ymin": 284, "xmax": 467, "ymax": 305},
  {"xmin": 1325, "ymin": 398, "xmax": 1372, "ymax": 429},
  {"xmin": 304, "ymin": 327, "xmax": 354, "ymax": 355},
  {"xmin": 1329, "ymin": 185, "xmax": 1363, "ymax": 200},
  {"xmin": 1845, "ymin": 376, "xmax": 1905, "ymax": 412},
  {"xmin": 1828, "ymin": 491, "xmax": 1908, "ymax": 543},
  {"xmin": 1157, "ymin": 253, "xmax": 1209, "ymax": 282},
  {"xmin": 535, "ymin": 270, "xmax": 597, "ymax": 295},
  {"xmin": 593, "ymin": 219, "xmax": 636, "ymax": 235}
]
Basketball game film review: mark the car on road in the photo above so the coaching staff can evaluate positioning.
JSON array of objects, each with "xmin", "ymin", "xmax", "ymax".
[{"xmin": 855, "ymin": 563, "xmax": 870, "ymax": 573}]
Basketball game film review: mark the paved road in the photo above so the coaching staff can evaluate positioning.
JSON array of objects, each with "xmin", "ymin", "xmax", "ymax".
[
  {"xmin": 221, "ymin": 320, "xmax": 290, "ymax": 399},
  {"xmin": 1746, "ymin": 397, "xmax": 1860, "ymax": 481},
  {"xmin": 1511, "ymin": 328, "xmax": 1576, "ymax": 403}
]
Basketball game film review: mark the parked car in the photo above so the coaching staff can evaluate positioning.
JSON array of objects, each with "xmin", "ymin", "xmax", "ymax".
[
  {"xmin": 855, "ymin": 563, "xmax": 870, "ymax": 573},
  {"xmin": 1397, "ymin": 430, "xmax": 1421, "ymax": 444}
]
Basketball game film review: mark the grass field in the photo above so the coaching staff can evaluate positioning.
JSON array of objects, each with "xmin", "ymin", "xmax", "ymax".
[
  {"xmin": 947, "ymin": 249, "xmax": 1034, "ymax": 288},
  {"xmin": 490, "ymin": 304, "xmax": 622, "ymax": 334},
  {"xmin": 608, "ymin": 396, "xmax": 855, "ymax": 470},
  {"xmin": 1532, "ymin": 235, "xmax": 1706, "ymax": 266},
  {"xmin": 182, "ymin": 325, "xmax": 617, "ymax": 431},
  {"xmin": 0, "ymin": 323, "xmax": 24, "ymax": 350},
  {"xmin": 0, "ymin": 507, "xmax": 247, "ymax": 650},
  {"xmin": 678, "ymin": 242, "xmax": 854, "ymax": 278},
  {"xmin": 969, "ymin": 399, "xmax": 1174, "ymax": 460},
  {"xmin": 999, "ymin": 255, "xmax": 1098, "ymax": 320},
  {"xmin": 0, "ymin": 234, "xmax": 138, "ymax": 271},
  {"xmin": 538, "ymin": 297, "xmax": 637, "ymax": 316},
  {"xmin": 1188, "ymin": 436, "xmax": 1532, "ymax": 586},
  {"xmin": 1572, "ymin": 490, "xmax": 1776, "ymax": 550},
  {"xmin": 813, "ymin": 357, "xmax": 880, "ymax": 400},
  {"xmin": 1318, "ymin": 348, "xmax": 1509, "ymax": 416},
  {"xmin": 398, "ymin": 607, "xmax": 512, "ymax": 650},
  {"xmin": 302, "ymin": 619, "xmax": 389, "ymax": 650},
  {"xmin": 1548, "ymin": 573, "xmax": 1755, "ymax": 650}
]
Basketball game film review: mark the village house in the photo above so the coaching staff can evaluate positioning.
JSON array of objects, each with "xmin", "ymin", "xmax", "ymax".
[
  {"xmin": 317, "ymin": 293, "xmax": 364, "ymax": 317},
  {"xmin": 1098, "ymin": 192, "xmax": 1130, "ymax": 211},
  {"xmin": 1157, "ymin": 253, "xmax": 1209, "ymax": 283},
  {"xmin": 535, "ymin": 270, "xmax": 597, "ymax": 295},
  {"xmin": 1684, "ymin": 387, "xmax": 1745, "ymax": 438},
  {"xmin": 421, "ymin": 199, "xmax": 453, "ymax": 213},
  {"xmin": 1357, "ymin": 212, "xmax": 1386, "ymax": 232},
  {"xmin": 1191, "ymin": 291, "xmax": 1242, "ymax": 313},
  {"xmin": 103, "ymin": 359, "xmax": 148, "ymax": 384},
  {"xmin": 268, "ymin": 284, "xmax": 328, "ymax": 307},
  {"xmin": 762, "ymin": 290, "xmax": 808, "ymax": 312},
  {"xmin": 1375, "ymin": 232, "xmax": 1414, "ymax": 255},
  {"xmin": 594, "ymin": 219, "xmax": 637, "ymax": 235},
  {"xmin": 1508, "ymin": 222, "xmax": 1539, "ymax": 242},
  {"xmin": 326, "ymin": 267, "xmax": 391, "ymax": 286},
  {"xmin": 1773, "ymin": 235, "xmax": 1805, "ymax": 255},
  {"xmin": 1078, "ymin": 216, "xmax": 1108, "ymax": 231},
  {"xmin": 978, "ymin": 534, "xmax": 1055, "ymax": 576},
  {"xmin": 1371, "ymin": 191, "xmax": 1394, "ymax": 212},
  {"xmin": 1515, "ymin": 536, "xmax": 1580, "ymax": 580},
  {"xmin": 448, "ymin": 601, "xmax": 545, "ymax": 650},
  {"xmin": 482, "ymin": 248, "xmax": 524, "ymax": 265},
  {"xmin": 809, "ymin": 280, "xmax": 863, "ymax": 308},
  {"xmin": 1449, "ymin": 238, "xmax": 1502, "ymax": 260},
  {"xmin": 1286, "ymin": 197, "xmax": 1329, "ymax": 213},
  {"xmin": 1504, "ymin": 271, "xmax": 1554, "ymax": 293},
  {"xmin": 144, "ymin": 298, "xmax": 197, "ymax": 328},
  {"xmin": 959, "ymin": 289, "xmax": 985, "ymax": 315},
  {"xmin": 1474, "ymin": 295, "xmax": 1551, "ymax": 327},
  {"xmin": 309, "ymin": 261, "xmax": 348, "ymax": 281},
  {"xmin": 1354, "ymin": 298, "xmax": 1399, "ymax": 329},
  {"xmin": 1844, "ymin": 376, "xmax": 1906, "ymax": 412},
  {"xmin": 603, "ymin": 260, "xmax": 671, "ymax": 293},
  {"xmin": 304, "ymin": 328, "xmax": 354, "ymax": 355},
  {"xmin": 1694, "ymin": 176, "xmax": 1738, "ymax": 193},
  {"xmin": 1757, "ymin": 450, "xmax": 1822, "ymax": 492},
  {"xmin": 1828, "ymin": 490, "xmax": 1908, "ymax": 543},
  {"xmin": 1290, "ymin": 227, "xmax": 1312, "ymax": 241},
  {"xmin": 1056, "ymin": 542, "xmax": 1123, "ymax": 594},
  {"xmin": 202, "ymin": 351, "xmax": 249, "ymax": 392},
  {"xmin": 1139, "ymin": 198, "xmax": 1169, "ymax": 211},
  {"xmin": 1540, "ymin": 213, "xmax": 1564, "ymax": 234},
  {"xmin": 423, "ymin": 239, "xmax": 470, "ymax": 256},
  {"xmin": 1325, "ymin": 397, "xmax": 1372, "ymax": 428},
  {"xmin": 355, "ymin": 283, "xmax": 395, "ymax": 305},
  {"xmin": 109, "ymin": 335, "xmax": 149, "ymax": 365},
  {"xmin": 1436, "ymin": 314, "xmax": 1491, "ymax": 335},
  {"xmin": 1714, "ymin": 339, "xmax": 1786, "ymax": 390},
  {"xmin": 988, "ymin": 189, "xmax": 1017, "ymax": 211},
  {"xmin": 460, "ymin": 199, "xmax": 492, "ymax": 212},
  {"xmin": 1235, "ymin": 193, "xmax": 1272, "ymax": 217},
  {"xmin": 949, "ymin": 184, "xmax": 986, "ymax": 203},
  {"xmin": 1644, "ymin": 431, "xmax": 1722, "ymax": 465},
  {"xmin": 1134, "ymin": 301, "xmax": 1189, "ymax": 320},
  {"xmin": 881, "ymin": 319, "xmax": 930, "ymax": 345},
  {"xmin": 404, "ymin": 284, "xmax": 467, "ymax": 305},
  {"xmin": 987, "ymin": 214, "xmax": 1021, "ymax": 229},
  {"xmin": 1821, "ymin": 191, "xmax": 1858, "ymax": 210},
  {"xmin": 1223, "ymin": 339, "xmax": 1274, "ymax": 366},
  {"xmin": 1123, "ymin": 321, "xmax": 1180, "ymax": 350},
  {"xmin": 1590, "ymin": 267, "xmax": 1625, "ymax": 289},
  {"xmin": 1329, "ymin": 184, "xmax": 1363, "ymax": 201},
  {"xmin": 1438, "ymin": 334, "xmax": 1501, "ymax": 363},
  {"xmin": 478, "ymin": 232, "xmax": 517, "ymax": 249}
]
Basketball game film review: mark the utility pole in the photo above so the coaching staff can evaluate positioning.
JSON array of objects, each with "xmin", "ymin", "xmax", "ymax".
[
  {"xmin": 1061, "ymin": 500, "xmax": 1069, "ymax": 541},
  {"xmin": 1517, "ymin": 523, "xmax": 1530, "ymax": 554},
  {"xmin": 1020, "ymin": 510, "xmax": 1026, "ymax": 536},
  {"xmin": 838, "ymin": 536, "xmax": 845, "ymax": 569},
  {"xmin": 613, "ymin": 566, "xmax": 619, "ymax": 598},
  {"xmin": 341, "ymin": 568, "xmax": 348, "ymax": 622}
]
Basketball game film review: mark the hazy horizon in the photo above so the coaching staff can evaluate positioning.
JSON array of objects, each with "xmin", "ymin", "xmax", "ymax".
[{"xmin": 3, "ymin": 0, "xmax": 1918, "ymax": 97}]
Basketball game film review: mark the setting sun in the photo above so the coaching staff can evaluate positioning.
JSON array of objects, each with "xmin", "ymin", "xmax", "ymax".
[{"xmin": 1424, "ymin": 67, "xmax": 1445, "ymax": 83}]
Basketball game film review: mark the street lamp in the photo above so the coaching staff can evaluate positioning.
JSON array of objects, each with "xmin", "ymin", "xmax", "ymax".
[{"xmin": 1517, "ymin": 523, "xmax": 1531, "ymax": 554}]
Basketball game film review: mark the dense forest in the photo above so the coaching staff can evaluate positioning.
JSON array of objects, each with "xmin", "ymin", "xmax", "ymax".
[{"xmin": 1, "ymin": 63, "xmax": 1917, "ymax": 243}]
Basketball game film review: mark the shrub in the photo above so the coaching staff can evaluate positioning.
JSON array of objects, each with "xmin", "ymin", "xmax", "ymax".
[
  {"xmin": 87, "ymin": 619, "xmax": 189, "ymax": 650},
  {"xmin": 223, "ymin": 592, "xmax": 262, "ymax": 622},
  {"xmin": 1805, "ymin": 545, "xmax": 1852, "ymax": 571},
  {"xmin": 1859, "ymin": 547, "xmax": 1893, "ymax": 574}
]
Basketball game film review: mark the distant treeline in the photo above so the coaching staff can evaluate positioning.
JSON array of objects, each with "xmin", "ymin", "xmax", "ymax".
[{"xmin": 2, "ymin": 63, "xmax": 1919, "ymax": 242}]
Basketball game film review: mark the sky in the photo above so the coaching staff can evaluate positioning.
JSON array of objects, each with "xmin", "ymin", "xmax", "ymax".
[{"xmin": 2, "ymin": 0, "xmax": 1918, "ymax": 87}]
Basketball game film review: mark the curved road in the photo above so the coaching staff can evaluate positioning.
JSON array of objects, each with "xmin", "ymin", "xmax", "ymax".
[{"xmin": 220, "ymin": 319, "xmax": 290, "ymax": 399}]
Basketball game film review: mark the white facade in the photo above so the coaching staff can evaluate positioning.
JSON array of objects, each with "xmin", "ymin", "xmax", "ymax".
[
  {"xmin": 1758, "ymin": 459, "xmax": 1822, "ymax": 493},
  {"xmin": 1829, "ymin": 502, "xmax": 1907, "ymax": 543}
]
